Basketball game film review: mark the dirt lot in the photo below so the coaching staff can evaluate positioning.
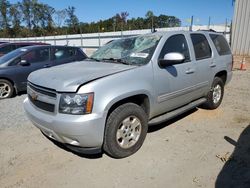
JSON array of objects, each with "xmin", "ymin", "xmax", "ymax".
[{"xmin": 0, "ymin": 70, "xmax": 250, "ymax": 188}]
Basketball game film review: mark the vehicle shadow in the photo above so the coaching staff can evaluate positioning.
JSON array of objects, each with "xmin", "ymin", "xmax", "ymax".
[
  {"xmin": 42, "ymin": 132, "xmax": 103, "ymax": 159},
  {"xmin": 148, "ymin": 108, "xmax": 198, "ymax": 133},
  {"xmin": 215, "ymin": 124, "xmax": 250, "ymax": 188},
  {"xmin": 17, "ymin": 91, "xmax": 27, "ymax": 96},
  {"xmin": 11, "ymin": 91, "xmax": 27, "ymax": 99}
]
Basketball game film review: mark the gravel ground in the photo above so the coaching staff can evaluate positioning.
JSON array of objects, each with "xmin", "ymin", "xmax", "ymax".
[{"xmin": 0, "ymin": 70, "xmax": 250, "ymax": 188}]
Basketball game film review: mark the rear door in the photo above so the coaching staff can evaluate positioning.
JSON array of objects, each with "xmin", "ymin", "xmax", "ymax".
[
  {"xmin": 12, "ymin": 47, "xmax": 50, "ymax": 90},
  {"xmin": 190, "ymin": 33, "xmax": 214, "ymax": 95}
]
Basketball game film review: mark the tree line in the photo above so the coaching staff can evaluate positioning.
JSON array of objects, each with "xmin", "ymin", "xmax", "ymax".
[{"xmin": 0, "ymin": 0, "xmax": 181, "ymax": 38}]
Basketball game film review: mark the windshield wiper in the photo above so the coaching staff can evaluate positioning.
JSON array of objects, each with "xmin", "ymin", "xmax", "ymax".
[{"xmin": 101, "ymin": 58, "xmax": 130, "ymax": 65}]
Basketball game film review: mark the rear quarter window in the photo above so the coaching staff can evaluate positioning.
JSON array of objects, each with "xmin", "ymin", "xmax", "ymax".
[{"xmin": 209, "ymin": 34, "xmax": 231, "ymax": 56}]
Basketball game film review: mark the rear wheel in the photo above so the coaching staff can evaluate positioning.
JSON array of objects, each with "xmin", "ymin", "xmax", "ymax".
[
  {"xmin": 204, "ymin": 77, "xmax": 224, "ymax": 109},
  {"xmin": 103, "ymin": 103, "xmax": 148, "ymax": 158},
  {"xmin": 0, "ymin": 79, "xmax": 14, "ymax": 99}
]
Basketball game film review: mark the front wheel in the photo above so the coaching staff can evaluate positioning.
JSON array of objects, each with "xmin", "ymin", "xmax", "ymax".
[
  {"xmin": 103, "ymin": 103, "xmax": 148, "ymax": 158},
  {"xmin": 0, "ymin": 79, "xmax": 14, "ymax": 99},
  {"xmin": 204, "ymin": 77, "xmax": 224, "ymax": 109}
]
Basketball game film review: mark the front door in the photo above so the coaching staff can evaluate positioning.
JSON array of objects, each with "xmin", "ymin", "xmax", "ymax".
[
  {"xmin": 14, "ymin": 47, "xmax": 50, "ymax": 90},
  {"xmin": 153, "ymin": 33, "xmax": 197, "ymax": 115}
]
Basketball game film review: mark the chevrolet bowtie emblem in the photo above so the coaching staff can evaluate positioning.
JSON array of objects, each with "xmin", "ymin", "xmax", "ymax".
[{"xmin": 31, "ymin": 91, "xmax": 38, "ymax": 101}]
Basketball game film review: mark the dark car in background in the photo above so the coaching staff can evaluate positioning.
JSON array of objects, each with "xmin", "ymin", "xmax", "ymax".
[
  {"xmin": 0, "ymin": 45, "xmax": 87, "ymax": 99},
  {"xmin": 0, "ymin": 42, "xmax": 49, "ymax": 57}
]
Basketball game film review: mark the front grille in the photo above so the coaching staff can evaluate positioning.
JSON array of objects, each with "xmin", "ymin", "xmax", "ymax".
[
  {"xmin": 28, "ymin": 83, "xmax": 56, "ymax": 98},
  {"xmin": 28, "ymin": 82, "xmax": 57, "ymax": 113},
  {"xmin": 28, "ymin": 95, "xmax": 55, "ymax": 112}
]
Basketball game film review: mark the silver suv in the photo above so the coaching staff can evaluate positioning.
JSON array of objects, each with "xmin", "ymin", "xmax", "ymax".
[{"xmin": 24, "ymin": 31, "xmax": 233, "ymax": 158}]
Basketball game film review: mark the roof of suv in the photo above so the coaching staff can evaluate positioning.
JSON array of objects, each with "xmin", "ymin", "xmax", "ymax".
[{"xmin": 151, "ymin": 30, "xmax": 222, "ymax": 36}]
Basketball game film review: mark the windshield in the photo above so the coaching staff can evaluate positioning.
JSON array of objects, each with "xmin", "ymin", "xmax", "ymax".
[
  {"xmin": 0, "ymin": 48, "xmax": 27, "ymax": 65},
  {"xmin": 90, "ymin": 35, "xmax": 161, "ymax": 65}
]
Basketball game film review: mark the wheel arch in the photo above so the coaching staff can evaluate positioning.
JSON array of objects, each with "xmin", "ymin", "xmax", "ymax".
[
  {"xmin": 106, "ymin": 94, "xmax": 151, "ymax": 120},
  {"xmin": 214, "ymin": 70, "xmax": 227, "ymax": 84}
]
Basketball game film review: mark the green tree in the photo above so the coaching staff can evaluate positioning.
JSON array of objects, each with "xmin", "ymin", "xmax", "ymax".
[
  {"xmin": 44, "ymin": 4, "xmax": 55, "ymax": 33},
  {"xmin": 114, "ymin": 11, "xmax": 129, "ymax": 31},
  {"xmin": 31, "ymin": 1, "xmax": 42, "ymax": 30},
  {"xmin": 9, "ymin": 3, "xmax": 22, "ymax": 36},
  {"xmin": 0, "ymin": 2, "xmax": 182, "ymax": 37},
  {"xmin": 120, "ymin": 11, "xmax": 129, "ymax": 30},
  {"xmin": 38, "ymin": 3, "xmax": 55, "ymax": 34},
  {"xmin": 156, "ymin": 15, "xmax": 181, "ymax": 28},
  {"xmin": 21, "ymin": 0, "xmax": 32, "ymax": 31},
  {"xmin": 55, "ymin": 9, "xmax": 67, "ymax": 28},
  {"xmin": 0, "ymin": 0, "xmax": 10, "ymax": 30},
  {"xmin": 145, "ymin": 10, "xmax": 154, "ymax": 30},
  {"xmin": 65, "ymin": 6, "xmax": 79, "ymax": 34}
]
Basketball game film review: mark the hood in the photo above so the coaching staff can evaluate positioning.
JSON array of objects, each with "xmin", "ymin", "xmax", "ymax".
[{"xmin": 28, "ymin": 61, "xmax": 136, "ymax": 92}]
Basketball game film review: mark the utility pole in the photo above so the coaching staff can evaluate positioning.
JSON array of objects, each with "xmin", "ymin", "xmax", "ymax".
[
  {"xmin": 80, "ymin": 26, "xmax": 83, "ymax": 48},
  {"xmin": 113, "ymin": 17, "xmax": 116, "ymax": 32},
  {"xmin": 208, "ymin": 16, "xmax": 211, "ymax": 30},
  {"xmin": 151, "ymin": 16, "xmax": 154, "ymax": 32},
  {"xmin": 189, "ymin": 16, "xmax": 194, "ymax": 31},
  {"xmin": 225, "ymin": 18, "xmax": 228, "ymax": 33}
]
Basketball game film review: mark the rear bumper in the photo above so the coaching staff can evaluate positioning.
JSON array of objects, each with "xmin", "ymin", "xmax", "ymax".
[{"xmin": 23, "ymin": 97, "xmax": 107, "ymax": 153}]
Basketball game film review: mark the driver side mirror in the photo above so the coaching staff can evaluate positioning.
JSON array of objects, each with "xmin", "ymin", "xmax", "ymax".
[
  {"xmin": 19, "ymin": 59, "xmax": 30, "ymax": 66},
  {"xmin": 158, "ymin": 52, "xmax": 185, "ymax": 68}
]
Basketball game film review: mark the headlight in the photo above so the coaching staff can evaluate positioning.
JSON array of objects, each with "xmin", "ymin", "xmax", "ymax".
[{"xmin": 59, "ymin": 93, "xmax": 94, "ymax": 115}]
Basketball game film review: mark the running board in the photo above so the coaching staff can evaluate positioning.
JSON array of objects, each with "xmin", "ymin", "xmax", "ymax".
[{"xmin": 148, "ymin": 98, "xmax": 207, "ymax": 126}]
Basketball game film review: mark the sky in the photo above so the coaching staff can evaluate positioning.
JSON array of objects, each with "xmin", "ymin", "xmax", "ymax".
[{"xmin": 10, "ymin": 0, "xmax": 235, "ymax": 26}]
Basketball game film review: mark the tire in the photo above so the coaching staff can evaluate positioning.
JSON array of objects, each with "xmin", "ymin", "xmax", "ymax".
[
  {"xmin": 103, "ymin": 103, "xmax": 148, "ymax": 158},
  {"xmin": 0, "ymin": 79, "xmax": 14, "ymax": 99},
  {"xmin": 203, "ymin": 77, "xmax": 224, "ymax": 109}
]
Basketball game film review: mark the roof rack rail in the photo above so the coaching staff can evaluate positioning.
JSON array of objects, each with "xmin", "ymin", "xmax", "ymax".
[{"xmin": 198, "ymin": 29, "xmax": 217, "ymax": 32}]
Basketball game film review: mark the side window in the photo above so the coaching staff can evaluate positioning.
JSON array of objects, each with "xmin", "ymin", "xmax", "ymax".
[
  {"xmin": 10, "ymin": 57, "xmax": 21, "ymax": 66},
  {"xmin": 159, "ymin": 34, "xmax": 190, "ymax": 62},
  {"xmin": 52, "ymin": 47, "xmax": 76, "ymax": 61},
  {"xmin": 0, "ymin": 45, "xmax": 14, "ymax": 54},
  {"xmin": 21, "ymin": 48, "xmax": 49, "ymax": 64},
  {"xmin": 191, "ymin": 34, "xmax": 212, "ymax": 60},
  {"xmin": 209, "ymin": 34, "xmax": 231, "ymax": 56}
]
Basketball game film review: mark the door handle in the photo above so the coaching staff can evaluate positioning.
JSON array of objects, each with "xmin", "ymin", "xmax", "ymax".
[
  {"xmin": 210, "ymin": 62, "xmax": 216, "ymax": 68},
  {"xmin": 185, "ymin": 68, "xmax": 195, "ymax": 74}
]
